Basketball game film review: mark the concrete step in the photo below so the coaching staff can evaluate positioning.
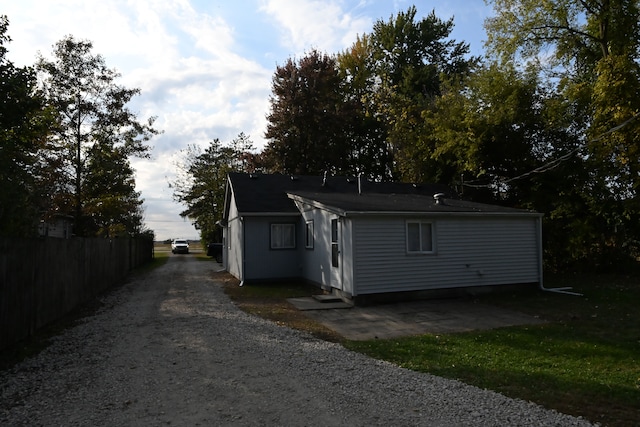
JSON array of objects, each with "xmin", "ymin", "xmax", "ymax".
[
  {"xmin": 288, "ymin": 297, "xmax": 353, "ymax": 311},
  {"xmin": 312, "ymin": 294, "xmax": 344, "ymax": 303}
]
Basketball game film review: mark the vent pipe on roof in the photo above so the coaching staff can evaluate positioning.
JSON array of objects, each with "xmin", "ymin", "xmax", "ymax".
[
  {"xmin": 433, "ymin": 193, "xmax": 445, "ymax": 204},
  {"xmin": 322, "ymin": 171, "xmax": 327, "ymax": 187},
  {"xmin": 358, "ymin": 173, "xmax": 362, "ymax": 195}
]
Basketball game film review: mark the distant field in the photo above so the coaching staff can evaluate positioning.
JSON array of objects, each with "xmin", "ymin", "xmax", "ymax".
[{"xmin": 154, "ymin": 241, "xmax": 204, "ymax": 254}]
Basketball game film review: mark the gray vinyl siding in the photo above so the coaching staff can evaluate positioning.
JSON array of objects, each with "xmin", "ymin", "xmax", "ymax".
[
  {"xmin": 299, "ymin": 209, "xmax": 331, "ymax": 287},
  {"xmin": 243, "ymin": 217, "xmax": 302, "ymax": 281},
  {"xmin": 352, "ymin": 215, "xmax": 540, "ymax": 295}
]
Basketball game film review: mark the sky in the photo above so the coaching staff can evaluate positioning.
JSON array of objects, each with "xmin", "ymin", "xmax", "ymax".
[{"xmin": 3, "ymin": 0, "xmax": 493, "ymax": 241}]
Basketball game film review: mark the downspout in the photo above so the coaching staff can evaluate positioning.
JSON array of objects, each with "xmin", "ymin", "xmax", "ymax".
[
  {"xmin": 537, "ymin": 215, "xmax": 583, "ymax": 296},
  {"xmin": 239, "ymin": 216, "xmax": 245, "ymax": 287}
]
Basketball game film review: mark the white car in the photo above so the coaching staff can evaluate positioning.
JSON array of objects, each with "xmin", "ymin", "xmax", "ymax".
[{"xmin": 171, "ymin": 239, "xmax": 189, "ymax": 254}]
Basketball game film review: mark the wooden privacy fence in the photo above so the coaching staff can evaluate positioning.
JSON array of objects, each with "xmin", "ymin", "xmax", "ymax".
[{"xmin": 0, "ymin": 237, "xmax": 153, "ymax": 351}]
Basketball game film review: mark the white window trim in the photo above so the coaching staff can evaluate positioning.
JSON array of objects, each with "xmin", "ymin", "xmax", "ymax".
[
  {"xmin": 406, "ymin": 221, "xmax": 435, "ymax": 254},
  {"xmin": 305, "ymin": 220, "xmax": 314, "ymax": 249},
  {"xmin": 270, "ymin": 223, "xmax": 296, "ymax": 249}
]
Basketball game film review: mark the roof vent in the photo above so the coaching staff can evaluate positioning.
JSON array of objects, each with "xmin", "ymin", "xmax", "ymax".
[
  {"xmin": 249, "ymin": 173, "xmax": 258, "ymax": 179},
  {"xmin": 433, "ymin": 193, "xmax": 445, "ymax": 205},
  {"xmin": 290, "ymin": 175, "xmax": 298, "ymax": 181}
]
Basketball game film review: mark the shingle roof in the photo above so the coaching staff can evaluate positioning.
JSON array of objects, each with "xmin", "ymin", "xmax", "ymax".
[
  {"xmin": 227, "ymin": 172, "xmax": 535, "ymax": 216},
  {"xmin": 288, "ymin": 191, "xmax": 530, "ymax": 214}
]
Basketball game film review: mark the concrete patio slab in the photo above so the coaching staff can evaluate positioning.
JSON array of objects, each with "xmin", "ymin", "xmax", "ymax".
[{"xmin": 288, "ymin": 297, "xmax": 545, "ymax": 340}]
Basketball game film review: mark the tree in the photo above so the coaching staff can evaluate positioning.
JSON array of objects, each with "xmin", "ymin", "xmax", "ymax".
[
  {"xmin": 83, "ymin": 142, "xmax": 145, "ymax": 237},
  {"xmin": 37, "ymin": 36, "xmax": 159, "ymax": 236},
  {"xmin": 263, "ymin": 49, "xmax": 350, "ymax": 175},
  {"xmin": 365, "ymin": 6, "xmax": 476, "ymax": 182},
  {"xmin": 229, "ymin": 131, "xmax": 255, "ymax": 172},
  {"xmin": 425, "ymin": 63, "xmax": 566, "ymax": 199},
  {"xmin": 484, "ymin": 0, "xmax": 640, "ymax": 194},
  {"xmin": 170, "ymin": 134, "xmax": 253, "ymax": 244},
  {"xmin": 484, "ymin": 0, "xmax": 640, "ymax": 269},
  {"xmin": 337, "ymin": 34, "xmax": 393, "ymax": 180},
  {"xmin": 0, "ymin": 16, "xmax": 53, "ymax": 237},
  {"xmin": 262, "ymin": 8, "xmax": 475, "ymax": 182}
]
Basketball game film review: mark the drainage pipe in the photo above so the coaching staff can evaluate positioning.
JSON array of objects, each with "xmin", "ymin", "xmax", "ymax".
[
  {"xmin": 536, "ymin": 216, "xmax": 583, "ymax": 296},
  {"xmin": 239, "ymin": 215, "xmax": 245, "ymax": 287}
]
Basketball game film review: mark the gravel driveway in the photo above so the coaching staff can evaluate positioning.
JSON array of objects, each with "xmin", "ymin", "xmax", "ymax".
[{"xmin": 1, "ymin": 255, "xmax": 594, "ymax": 426}]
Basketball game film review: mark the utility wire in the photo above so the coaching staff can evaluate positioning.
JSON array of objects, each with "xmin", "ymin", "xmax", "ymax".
[{"xmin": 462, "ymin": 111, "xmax": 640, "ymax": 188}]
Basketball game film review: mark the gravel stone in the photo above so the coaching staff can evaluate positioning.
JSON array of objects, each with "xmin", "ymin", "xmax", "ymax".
[{"xmin": 0, "ymin": 256, "xmax": 596, "ymax": 426}]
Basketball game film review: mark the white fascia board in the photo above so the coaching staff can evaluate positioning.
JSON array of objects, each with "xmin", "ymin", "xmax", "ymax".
[
  {"xmin": 287, "ymin": 193, "xmax": 346, "ymax": 216},
  {"xmin": 222, "ymin": 175, "xmax": 233, "ymax": 220},
  {"xmin": 238, "ymin": 212, "xmax": 301, "ymax": 217},
  {"xmin": 341, "ymin": 211, "xmax": 544, "ymax": 219}
]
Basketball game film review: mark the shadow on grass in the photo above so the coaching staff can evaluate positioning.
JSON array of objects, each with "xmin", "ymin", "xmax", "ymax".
[{"xmin": 344, "ymin": 273, "xmax": 640, "ymax": 427}]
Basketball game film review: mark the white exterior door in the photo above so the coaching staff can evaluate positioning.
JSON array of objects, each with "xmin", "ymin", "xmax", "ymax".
[{"xmin": 330, "ymin": 217, "xmax": 342, "ymax": 289}]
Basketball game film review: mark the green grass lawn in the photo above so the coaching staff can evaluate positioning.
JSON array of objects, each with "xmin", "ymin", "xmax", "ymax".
[
  {"xmin": 153, "ymin": 242, "xmax": 212, "ymax": 261},
  {"xmin": 224, "ymin": 274, "xmax": 640, "ymax": 426},
  {"xmin": 343, "ymin": 274, "xmax": 640, "ymax": 426}
]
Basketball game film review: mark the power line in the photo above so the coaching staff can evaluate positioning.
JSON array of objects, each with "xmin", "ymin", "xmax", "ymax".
[
  {"xmin": 462, "ymin": 111, "xmax": 640, "ymax": 189},
  {"xmin": 144, "ymin": 220, "xmax": 193, "ymax": 223}
]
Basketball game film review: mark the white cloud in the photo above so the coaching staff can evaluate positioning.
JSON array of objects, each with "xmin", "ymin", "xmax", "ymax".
[
  {"xmin": 132, "ymin": 151, "xmax": 200, "ymax": 240},
  {"xmin": 258, "ymin": 0, "xmax": 372, "ymax": 55},
  {"xmin": 4, "ymin": 0, "xmax": 490, "ymax": 241}
]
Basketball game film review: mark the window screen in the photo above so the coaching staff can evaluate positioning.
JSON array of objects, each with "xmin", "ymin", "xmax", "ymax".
[
  {"xmin": 271, "ymin": 223, "xmax": 295, "ymax": 249},
  {"xmin": 305, "ymin": 221, "xmax": 314, "ymax": 249},
  {"xmin": 406, "ymin": 221, "xmax": 434, "ymax": 253}
]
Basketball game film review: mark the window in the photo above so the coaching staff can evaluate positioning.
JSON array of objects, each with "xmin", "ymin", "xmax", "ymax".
[
  {"xmin": 305, "ymin": 220, "xmax": 314, "ymax": 249},
  {"xmin": 271, "ymin": 223, "xmax": 296, "ymax": 249},
  {"xmin": 406, "ymin": 221, "xmax": 434, "ymax": 253}
]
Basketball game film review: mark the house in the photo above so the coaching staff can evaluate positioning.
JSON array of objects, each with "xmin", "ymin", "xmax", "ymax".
[
  {"xmin": 221, "ymin": 172, "xmax": 543, "ymax": 302},
  {"xmin": 38, "ymin": 214, "xmax": 74, "ymax": 238}
]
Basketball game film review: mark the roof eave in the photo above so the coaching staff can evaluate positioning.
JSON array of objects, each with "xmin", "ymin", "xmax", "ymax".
[
  {"xmin": 237, "ymin": 212, "xmax": 301, "ymax": 217},
  {"xmin": 340, "ymin": 211, "xmax": 543, "ymax": 218},
  {"xmin": 288, "ymin": 193, "xmax": 542, "ymax": 217},
  {"xmin": 288, "ymin": 193, "xmax": 346, "ymax": 216}
]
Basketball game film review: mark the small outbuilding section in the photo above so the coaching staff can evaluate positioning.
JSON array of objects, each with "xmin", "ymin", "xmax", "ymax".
[
  {"xmin": 222, "ymin": 172, "xmax": 543, "ymax": 302},
  {"xmin": 38, "ymin": 214, "xmax": 74, "ymax": 239}
]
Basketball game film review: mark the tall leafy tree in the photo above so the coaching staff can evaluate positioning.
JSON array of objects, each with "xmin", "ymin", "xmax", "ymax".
[
  {"xmin": 366, "ymin": 6, "xmax": 476, "ymax": 182},
  {"xmin": 370, "ymin": 7, "xmax": 472, "ymax": 96},
  {"xmin": 0, "ymin": 16, "xmax": 53, "ymax": 237},
  {"xmin": 263, "ymin": 49, "xmax": 350, "ymax": 175},
  {"xmin": 425, "ymin": 63, "xmax": 569, "ymax": 200},
  {"xmin": 170, "ymin": 134, "xmax": 253, "ymax": 243},
  {"xmin": 228, "ymin": 131, "xmax": 255, "ymax": 172},
  {"xmin": 83, "ymin": 142, "xmax": 145, "ymax": 237},
  {"xmin": 337, "ymin": 34, "xmax": 393, "ymax": 180},
  {"xmin": 264, "ymin": 8, "xmax": 474, "ymax": 182},
  {"xmin": 485, "ymin": 0, "xmax": 640, "ymax": 268},
  {"xmin": 37, "ymin": 36, "xmax": 159, "ymax": 236}
]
